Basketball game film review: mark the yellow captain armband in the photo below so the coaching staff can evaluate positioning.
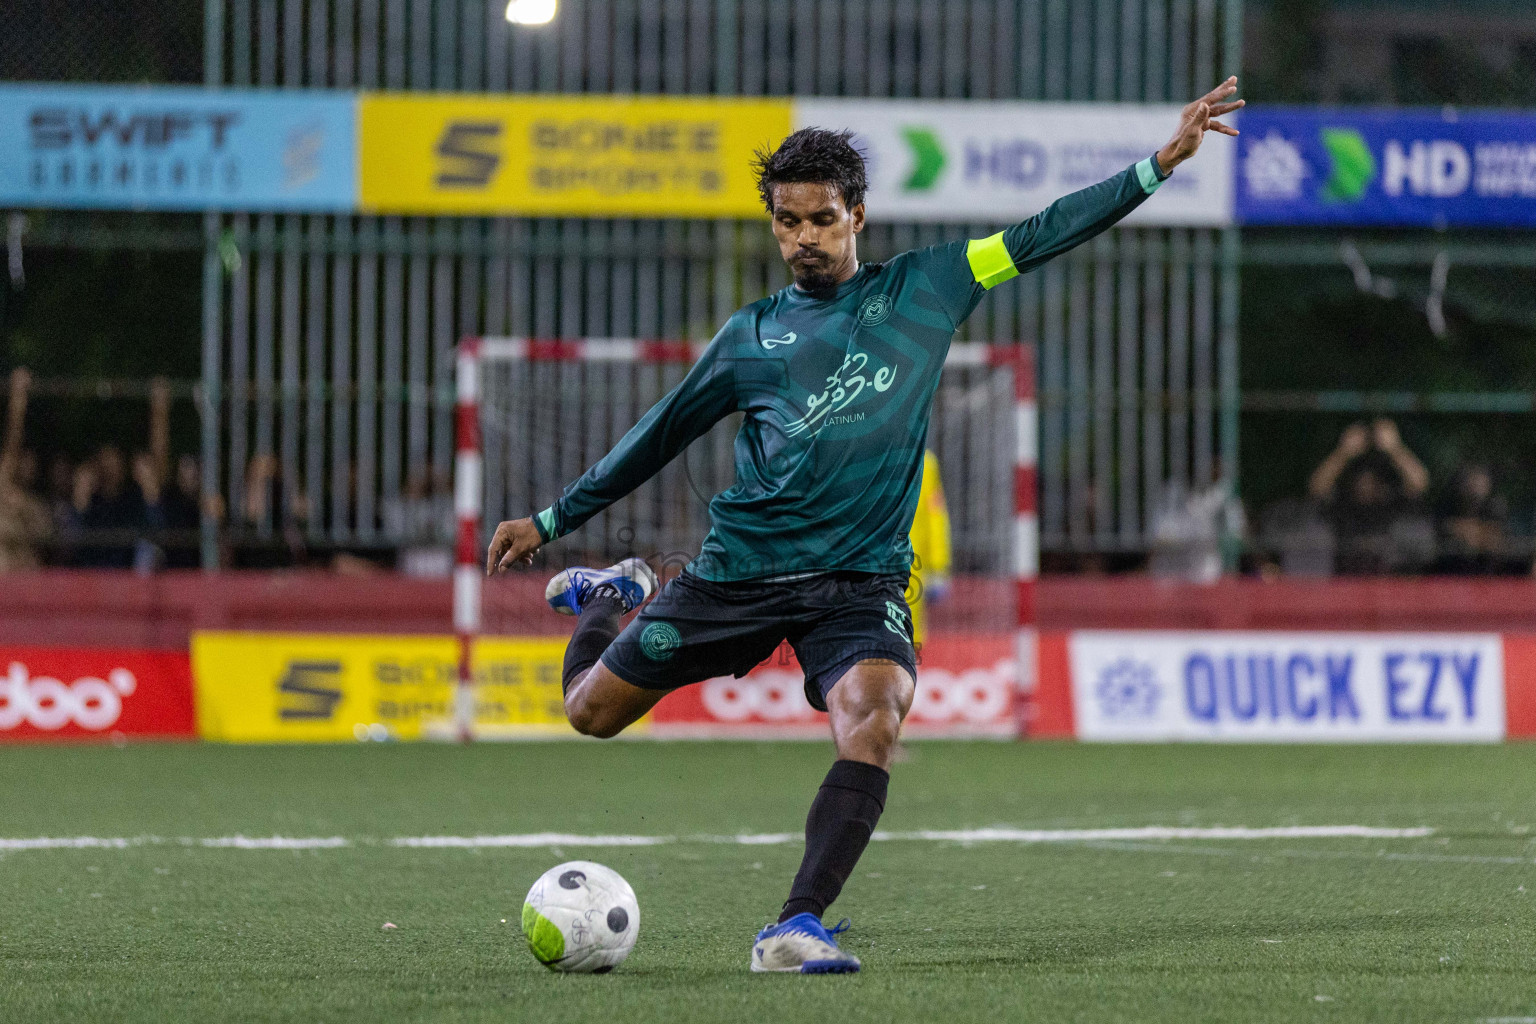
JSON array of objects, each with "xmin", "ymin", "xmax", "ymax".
[{"xmin": 965, "ymin": 231, "xmax": 1020, "ymax": 290}]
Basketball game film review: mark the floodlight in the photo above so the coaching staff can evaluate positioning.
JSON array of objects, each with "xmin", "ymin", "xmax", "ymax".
[{"xmin": 505, "ymin": 0, "xmax": 556, "ymax": 26}]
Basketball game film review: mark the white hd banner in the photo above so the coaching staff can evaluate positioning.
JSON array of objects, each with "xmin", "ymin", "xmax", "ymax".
[
  {"xmin": 795, "ymin": 100, "xmax": 1234, "ymax": 226},
  {"xmin": 1069, "ymin": 631, "xmax": 1505, "ymax": 742}
]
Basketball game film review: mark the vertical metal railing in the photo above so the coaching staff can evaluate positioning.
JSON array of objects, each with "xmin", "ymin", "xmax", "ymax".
[{"xmin": 203, "ymin": 0, "xmax": 1239, "ymax": 565}]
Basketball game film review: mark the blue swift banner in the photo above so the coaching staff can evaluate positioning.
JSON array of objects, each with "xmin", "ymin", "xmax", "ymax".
[
  {"xmin": 1236, "ymin": 107, "xmax": 1536, "ymax": 227},
  {"xmin": 0, "ymin": 84, "xmax": 357, "ymax": 211}
]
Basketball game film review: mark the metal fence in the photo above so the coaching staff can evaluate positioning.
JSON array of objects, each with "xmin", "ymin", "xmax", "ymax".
[
  {"xmin": 476, "ymin": 343, "xmax": 1018, "ymax": 573},
  {"xmin": 199, "ymin": 0, "xmax": 1242, "ymax": 566}
]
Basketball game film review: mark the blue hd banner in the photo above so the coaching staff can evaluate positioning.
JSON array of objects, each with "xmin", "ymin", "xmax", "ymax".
[
  {"xmin": 0, "ymin": 85, "xmax": 357, "ymax": 211},
  {"xmin": 1236, "ymin": 107, "xmax": 1536, "ymax": 227}
]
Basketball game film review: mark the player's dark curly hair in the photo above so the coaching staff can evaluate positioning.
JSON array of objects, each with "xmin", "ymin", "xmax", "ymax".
[{"xmin": 752, "ymin": 128, "xmax": 868, "ymax": 214}]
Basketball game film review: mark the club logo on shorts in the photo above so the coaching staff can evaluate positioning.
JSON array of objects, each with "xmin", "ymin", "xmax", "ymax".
[
  {"xmin": 640, "ymin": 622, "xmax": 682, "ymax": 661},
  {"xmin": 883, "ymin": 600, "xmax": 911, "ymax": 641},
  {"xmin": 858, "ymin": 293, "xmax": 893, "ymax": 326}
]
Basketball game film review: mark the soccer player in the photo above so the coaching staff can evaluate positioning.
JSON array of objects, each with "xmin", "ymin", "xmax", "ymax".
[{"xmin": 487, "ymin": 77, "xmax": 1243, "ymax": 974}]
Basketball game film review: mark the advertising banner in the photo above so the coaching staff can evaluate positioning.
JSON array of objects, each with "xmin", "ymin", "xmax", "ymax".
[
  {"xmin": 0, "ymin": 646, "xmax": 194, "ymax": 740},
  {"xmin": 358, "ymin": 94, "xmax": 790, "ymax": 217},
  {"xmin": 1237, "ymin": 107, "xmax": 1536, "ymax": 226},
  {"xmin": 1067, "ymin": 631, "xmax": 1505, "ymax": 742},
  {"xmin": 192, "ymin": 630, "xmax": 1016, "ymax": 741},
  {"xmin": 648, "ymin": 633, "xmax": 1019, "ymax": 738},
  {"xmin": 795, "ymin": 100, "xmax": 1234, "ymax": 226},
  {"xmin": 0, "ymin": 84, "xmax": 357, "ymax": 211},
  {"xmin": 2, "ymin": 85, "xmax": 1249, "ymax": 223},
  {"xmin": 192, "ymin": 632, "xmax": 583, "ymax": 742}
]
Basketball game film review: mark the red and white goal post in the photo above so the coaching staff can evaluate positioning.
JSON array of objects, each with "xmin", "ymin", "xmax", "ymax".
[{"xmin": 453, "ymin": 336, "xmax": 1037, "ymax": 740}]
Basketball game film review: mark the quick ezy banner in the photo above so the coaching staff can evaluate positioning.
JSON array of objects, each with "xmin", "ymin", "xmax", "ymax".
[{"xmin": 1067, "ymin": 631, "xmax": 1506, "ymax": 742}]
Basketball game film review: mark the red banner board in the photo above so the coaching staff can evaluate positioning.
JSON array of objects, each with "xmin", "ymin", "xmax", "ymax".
[
  {"xmin": 0, "ymin": 646, "xmax": 195, "ymax": 740},
  {"xmin": 648, "ymin": 632, "xmax": 1020, "ymax": 738}
]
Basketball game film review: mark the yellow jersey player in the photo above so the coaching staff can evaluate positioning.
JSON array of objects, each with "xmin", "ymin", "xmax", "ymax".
[{"xmin": 907, "ymin": 450, "xmax": 952, "ymax": 650}]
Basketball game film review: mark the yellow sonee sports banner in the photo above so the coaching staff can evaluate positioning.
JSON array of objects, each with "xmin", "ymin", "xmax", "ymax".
[
  {"xmin": 358, "ymin": 93, "xmax": 791, "ymax": 217},
  {"xmin": 192, "ymin": 631, "xmax": 609, "ymax": 742}
]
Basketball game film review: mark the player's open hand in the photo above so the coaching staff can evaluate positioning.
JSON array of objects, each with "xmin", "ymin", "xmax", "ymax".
[
  {"xmin": 1157, "ymin": 77, "xmax": 1243, "ymax": 173},
  {"xmin": 486, "ymin": 516, "xmax": 542, "ymax": 575}
]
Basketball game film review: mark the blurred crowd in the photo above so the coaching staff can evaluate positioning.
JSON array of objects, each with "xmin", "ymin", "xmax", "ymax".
[
  {"xmin": 0, "ymin": 368, "xmax": 453, "ymax": 574},
  {"xmin": 1150, "ymin": 417, "xmax": 1529, "ymax": 580},
  {"xmin": 0, "ymin": 369, "xmax": 202, "ymax": 571},
  {"xmin": 1254, "ymin": 418, "xmax": 1523, "ymax": 577},
  {"xmin": 1, "ymin": 364, "xmax": 1530, "ymax": 578}
]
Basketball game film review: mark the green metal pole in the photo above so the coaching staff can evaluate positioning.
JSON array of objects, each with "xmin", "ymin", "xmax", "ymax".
[
  {"xmin": 1219, "ymin": 0, "xmax": 1244, "ymax": 569},
  {"xmin": 200, "ymin": 0, "xmax": 224, "ymax": 569}
]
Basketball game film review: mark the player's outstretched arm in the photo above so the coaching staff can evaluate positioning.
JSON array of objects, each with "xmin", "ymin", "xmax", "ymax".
[
  {"xmin": 1000, "ymin": 76, "xmax": 1243, "ymax": 276},
  {"xmin": 485, "ymin": 333, "xmax": 736, "ymax": 575},
  {"xmin": 927, "ymin": 78, "xmax": 1244, "ymax": 327}
]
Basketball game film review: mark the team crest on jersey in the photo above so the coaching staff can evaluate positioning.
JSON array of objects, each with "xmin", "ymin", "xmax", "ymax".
[
  {"xmin": 640, "ymin": 622, "xmax": 681, "ymax": 661},
  {"xmin": 858, "ymin": 294, "xmax": 893, "ymax": 326}
]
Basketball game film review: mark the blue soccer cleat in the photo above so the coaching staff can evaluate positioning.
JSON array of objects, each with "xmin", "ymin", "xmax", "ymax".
[
  {"xmin": 544, "ymin": 557, "xmax": 658, "ymax": 616},
  {"xmin": 750, "ymin": 913, "xmax": 861, "ymax": 974}
]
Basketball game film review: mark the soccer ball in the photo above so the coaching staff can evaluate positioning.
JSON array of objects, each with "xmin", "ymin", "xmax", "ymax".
[{"xmin": 521, "ymin": 860, "xmax": 640, "ymax": 973}]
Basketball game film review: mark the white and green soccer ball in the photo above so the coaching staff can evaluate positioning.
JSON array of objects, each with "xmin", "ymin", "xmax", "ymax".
[{"xmin": 521, "ymin": 860, "xmax": 640, "ymax": 973}]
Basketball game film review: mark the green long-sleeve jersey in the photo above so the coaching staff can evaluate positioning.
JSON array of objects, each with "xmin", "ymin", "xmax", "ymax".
[{"xmin": 532, "ymin": 155, "xmax": 1169, "ymax": 581}]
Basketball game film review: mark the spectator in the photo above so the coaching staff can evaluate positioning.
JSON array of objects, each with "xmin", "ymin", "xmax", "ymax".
[
  {"xmin": 135, "ymin": 380, "xmax": 203, "ymax": 568},
  {"xmin": 1256, "ymin": 497, "xmax": 1333, "ymax": 578},
  {"xmin": 1308, "ymin": 419, "xmax": 1431, "ymax": 574},
  {"xmin": 236, "ymin": 454, "xmax": 307, "ymax": 567},
  {"xmin": 46, "ymin": 454, "xmax": 81, "ymax": 551},
  {"xmin": 0, "ymin": 368, "xmax": 50, "ymax": 571},
  {"xmin": 77, "ymin": 444, "xmax": 147, "ymax": 567},
  {"xmin": 1436, "ymin": 462, "xmax": 1510, "ymax": 575},
  {"xmin": 156, "ymin": 453, "xmax": 204, "ymax": 567},
  {"xmin": 1148, "ymin": 474, "xmax": 1246, "ymax": 583},
  {"xmin": 383, "ymin": 468, "xmax": 454, "ymax": 576}
]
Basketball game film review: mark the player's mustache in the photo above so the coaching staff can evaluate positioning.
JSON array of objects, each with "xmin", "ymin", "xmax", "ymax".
[{"xmin": 793, "ymin": 248, "xmax": 830, "ymax": 263}]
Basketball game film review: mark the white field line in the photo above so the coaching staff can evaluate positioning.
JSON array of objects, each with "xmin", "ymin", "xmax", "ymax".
[
  {"xmin": 873, "ymin": 826, "xmax": 1436, "ymax": 843},
  {"xmin": 0, "ymin": 836, "xmax": 145, "ymax": 850},
  {"xmin": 1076, "ymin": 840, "xmax": 1536, "ymax": 867},
  {"xmin": 393, "ymin": 833, "xmax": 671, "ymax": 848},
  {"xmin": 198, "ymin": 836, "xmax": 350, "ymax": 849},
  {"xmin": 393, "ymin": 825, "xmax": 1435, "ymax": 848},
  {"xmin": 1, "ymin": 825, "xmax": 1434, "ymax": 853},
  {"xmin": 0, "ymin": 835, "xmax": 350, "ymax": 851}
]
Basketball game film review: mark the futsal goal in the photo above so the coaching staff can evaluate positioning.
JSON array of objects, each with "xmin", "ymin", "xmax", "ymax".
[{"xmin": 448, "ymin": 337, "xmax": 1037, "ymax": 740}]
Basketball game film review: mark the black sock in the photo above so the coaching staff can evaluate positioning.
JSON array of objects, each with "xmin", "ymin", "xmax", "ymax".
[
  {"xmin": 779, "ymin": 759, "xmax": 890, "ymax": 923},
  {"xmin": 561, "ymin": 590, "xmax": 625, "ymax": 695}
]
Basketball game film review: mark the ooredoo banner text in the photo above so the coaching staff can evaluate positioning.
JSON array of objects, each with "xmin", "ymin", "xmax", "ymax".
[
  {"xmin": 649, "ymin": 632, "xmax": 1019, "ymax": 738},
  {"xmin": 0, "ymin": 646, "xmax": 195, "ymax": 740}
]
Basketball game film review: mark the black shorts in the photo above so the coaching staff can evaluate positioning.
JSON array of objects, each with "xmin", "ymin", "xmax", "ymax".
[{"xmin": 599, "ymin": 570, "xmax": 917, "ymax": 712}]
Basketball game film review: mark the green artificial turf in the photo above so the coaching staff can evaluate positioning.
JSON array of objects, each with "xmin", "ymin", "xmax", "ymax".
[{"xmin": 3, "ymin": 741, "xmax": 1535, "ymax": 1022}]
